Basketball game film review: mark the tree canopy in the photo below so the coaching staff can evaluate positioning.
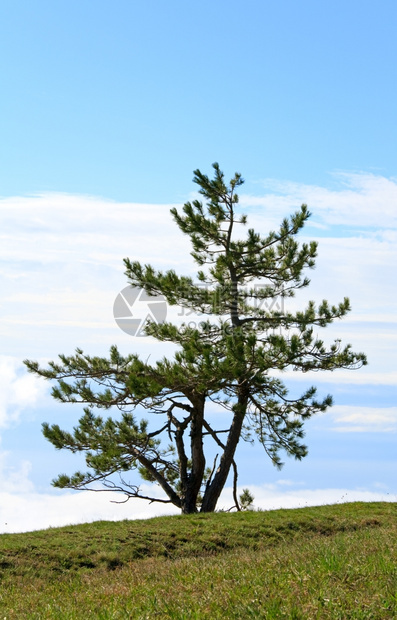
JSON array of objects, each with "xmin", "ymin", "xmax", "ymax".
[{"xmin": 25, "ymin": 164, "xmax": 367, "ymax": 513}]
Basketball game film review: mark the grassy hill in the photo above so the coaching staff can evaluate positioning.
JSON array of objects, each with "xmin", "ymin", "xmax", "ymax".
[{"xmin": 0, "ymin": 502, "xmax": 396, "ymax": 618}]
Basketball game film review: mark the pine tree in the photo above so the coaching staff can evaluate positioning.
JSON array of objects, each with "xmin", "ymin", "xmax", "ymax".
[{"xmin": 24, "ymin": 164, "xmax": 367, "ymax": 514}]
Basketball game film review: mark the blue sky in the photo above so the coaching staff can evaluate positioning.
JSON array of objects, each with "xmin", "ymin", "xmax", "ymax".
[{"xmin": 0, "ymin": 1, "xmax": 396, "ymax": 532}]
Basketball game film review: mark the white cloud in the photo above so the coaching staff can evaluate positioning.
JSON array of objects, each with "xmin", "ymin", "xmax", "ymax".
[
  {"xmin": 0, "ymin": 481, "xmax": 394, "ymax": 535},
  {"xmin": 299, "ymin": 236, "xmax": 396, "ymax": 316},
  {"xmin": 276, "ymin": 368, "xmax": 397, "ymax": 387},
  {"xmin": 0, "ymin": 452, "xmax": 34, "ymax": 494},
  {"xmin": 273, "ymin": 478, "xmax": 305, "ymax": 487},
  {"xmin": 325, "ymin": 405, "xmax": 397, "ymax": 433},
  {"xmin": 0, "ymin": 192, "xmax": 195, "ymax": 358},
  {"xmin": 0, "ymin": 192, "xmax": 191, "ymax": 269},
  {"xmin": 242, "ymin": 172, "xmax": 397, "ymax": 229},
  {"xmin": 0, "ymin": 356, "xmax": 47, "ymax": 428},
  {"xmin": 0, "ymin": 487, "xmax": 179, "ymax": 534}
]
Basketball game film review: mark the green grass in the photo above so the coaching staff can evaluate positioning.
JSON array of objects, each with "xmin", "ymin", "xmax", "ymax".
[{"xmin": 0, "ymin": 502, "xmax": 396, "ymax": 618}]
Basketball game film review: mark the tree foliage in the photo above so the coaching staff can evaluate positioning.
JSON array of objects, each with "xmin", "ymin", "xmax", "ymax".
[{"xmin": 25, "ymin": 164, "xmax": 367, "ymax": 513}]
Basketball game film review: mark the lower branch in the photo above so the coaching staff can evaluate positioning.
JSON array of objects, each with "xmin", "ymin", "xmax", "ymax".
[{"xmin": 232, "ymin": 460, "xmax": 241, "ymax": 511}]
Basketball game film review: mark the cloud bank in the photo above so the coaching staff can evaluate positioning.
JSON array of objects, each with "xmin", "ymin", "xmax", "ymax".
[{"xmin": 0, "ymin": 482, "xmax": 394, "ymax": 535}]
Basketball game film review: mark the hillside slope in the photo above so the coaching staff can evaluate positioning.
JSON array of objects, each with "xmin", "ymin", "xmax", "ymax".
[{"xmin": 0, "ymin": 502, "xmax": 396, "ymax": 618}]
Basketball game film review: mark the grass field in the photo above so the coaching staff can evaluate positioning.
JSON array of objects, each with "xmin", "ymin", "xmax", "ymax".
[{"xmin": 0, "ymin": 502, "xmax": 396, "ymax": 618}]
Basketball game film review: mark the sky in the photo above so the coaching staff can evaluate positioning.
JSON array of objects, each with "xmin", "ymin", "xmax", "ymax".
[{"xmin": 0, "ymin": 0, "xmax": 396, "ymax": 533}]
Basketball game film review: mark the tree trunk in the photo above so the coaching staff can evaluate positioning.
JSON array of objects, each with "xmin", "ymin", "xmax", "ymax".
[
  {"xmin": 200, "ymin": 389, "xmax": 248, "ymax": 512},
  {"xmin": 181, "ymin": 394, "xmax": 206, "ymax": 513}
]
